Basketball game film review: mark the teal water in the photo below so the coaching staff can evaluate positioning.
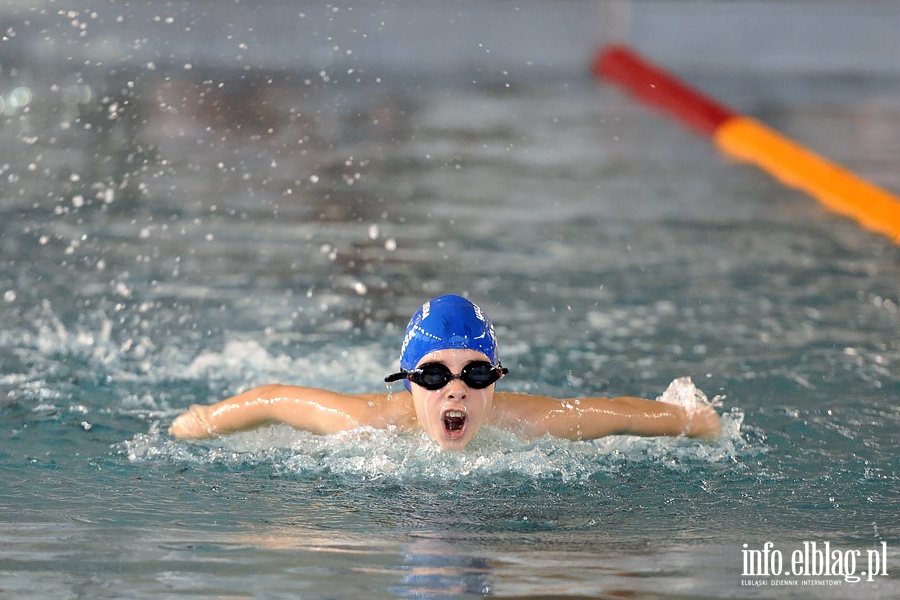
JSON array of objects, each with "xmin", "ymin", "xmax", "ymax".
[{"xmin": 2, "ymin": 11, "xmax": 900, "ymax": 598}]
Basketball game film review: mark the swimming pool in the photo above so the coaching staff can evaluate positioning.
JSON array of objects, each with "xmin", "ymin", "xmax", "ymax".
[{"xmin": 2, "ymin": 2, "xmax": 899, "ymax": 598}]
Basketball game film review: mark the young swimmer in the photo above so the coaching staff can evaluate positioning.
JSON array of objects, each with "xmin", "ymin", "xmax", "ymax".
[{"xmin": 169, "ymin": 294, "xmax": 721, "ymax": 450}]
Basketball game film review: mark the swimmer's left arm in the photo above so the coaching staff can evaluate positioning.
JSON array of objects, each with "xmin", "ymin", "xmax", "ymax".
[{"xmin": 493, "ymin": 393, "xmax": 720, "ymax": 440}]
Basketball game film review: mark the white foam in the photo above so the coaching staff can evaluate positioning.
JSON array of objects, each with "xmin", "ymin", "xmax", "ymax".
[
  {"xmin": 180, "ymin": 338, "xmax": 394, "ymax": 395},
  {"xmin": 184, "ymin": 340, "xmax": 296, "ymax": 380},
  {"xmin": 655, "ymin": 375, "xmax": 724, "ymax": 411}
]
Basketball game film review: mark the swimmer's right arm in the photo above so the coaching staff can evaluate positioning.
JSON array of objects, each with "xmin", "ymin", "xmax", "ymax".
[
  {"xmin": 168, "ymin": 384, "xmax": 388, "ymax": 439},
  {"xmin": 493, "ymin": 392, "xmax": 721, "ymax": 441}
]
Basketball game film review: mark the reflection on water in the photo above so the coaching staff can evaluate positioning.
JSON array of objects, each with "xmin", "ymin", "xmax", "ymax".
[{"xmin": 392, "ymin": 540, "xmax": 492, "ymax": 598}]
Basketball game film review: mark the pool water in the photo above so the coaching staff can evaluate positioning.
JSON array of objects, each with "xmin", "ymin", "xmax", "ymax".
[{"xmin": 2, "ymin": 7, "xmax": 900, "ymax": 599}]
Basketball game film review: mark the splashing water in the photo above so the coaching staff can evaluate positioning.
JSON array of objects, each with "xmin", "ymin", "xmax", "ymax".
[{"xmin": 122, "ymin": 370, "xmax": 748, "ymax": 485}]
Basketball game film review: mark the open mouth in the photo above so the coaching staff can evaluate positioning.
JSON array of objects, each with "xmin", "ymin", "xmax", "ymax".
[{"xmin": 441, "ymin": 409, "xmax": 467, "ymax": 439}]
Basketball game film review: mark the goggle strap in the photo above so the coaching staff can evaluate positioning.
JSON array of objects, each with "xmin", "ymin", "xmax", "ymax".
[{"xmin": 384, "ymin": 371, "xmax": 410, "ymax": 383}]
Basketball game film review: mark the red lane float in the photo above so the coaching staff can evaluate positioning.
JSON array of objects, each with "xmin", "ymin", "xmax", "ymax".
[{"xmin": 594, "ymin": 44, "xmax": 900, "ymax": 244}]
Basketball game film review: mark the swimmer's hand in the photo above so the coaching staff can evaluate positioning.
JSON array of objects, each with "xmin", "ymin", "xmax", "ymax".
[
  {"xmin": 682, "ymin": 402, "xmax": 721, "ymax": 440},
  {"xmin": 169, "ymin": 405, "xmax": 215, "ymax": 439}
]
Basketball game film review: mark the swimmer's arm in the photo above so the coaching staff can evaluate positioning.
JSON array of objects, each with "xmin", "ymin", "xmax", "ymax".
[
  {"xmin": 168, "ymin": 385, "xmax": 389, "ymax": 439},
  {"xmin": 494, "ymin": 393, "xmax": 720, "ymax": 440}
]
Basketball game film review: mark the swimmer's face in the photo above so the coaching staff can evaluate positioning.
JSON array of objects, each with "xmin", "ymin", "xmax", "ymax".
[{"xmin": 409, "ymin": 348, "xmax": 497, "ymax": 451}]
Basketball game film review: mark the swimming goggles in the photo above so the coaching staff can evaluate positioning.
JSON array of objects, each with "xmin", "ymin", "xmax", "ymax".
[{"xmin": 385, "ymin": 361, "xmax": 508, "ymax": 390}]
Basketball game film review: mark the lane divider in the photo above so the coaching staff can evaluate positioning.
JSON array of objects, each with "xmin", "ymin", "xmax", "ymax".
[{"xmin": 593, "ymin": 44, "xmax": 900, "ymax": 244}]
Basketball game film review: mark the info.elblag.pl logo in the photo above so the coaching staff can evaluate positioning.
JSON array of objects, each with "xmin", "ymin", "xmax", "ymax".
[{"xmin": 741, "ymin": 541, "xmax": 890, "ymax": 586}]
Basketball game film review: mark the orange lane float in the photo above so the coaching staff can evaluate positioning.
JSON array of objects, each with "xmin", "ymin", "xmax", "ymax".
[{"xmin": 594, "ymin": 44, "xmax": 900, "ymax": 244}]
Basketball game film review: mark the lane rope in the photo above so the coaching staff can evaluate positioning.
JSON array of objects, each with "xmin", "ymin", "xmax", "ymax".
[{"xmin": 594, "ymin": 44, "xmax": 900, "ymax": 244}]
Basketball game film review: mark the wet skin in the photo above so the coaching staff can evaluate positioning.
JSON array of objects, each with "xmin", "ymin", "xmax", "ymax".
[{"xmin": 407, "ymin": 349, "xmax": 497, "ymax": 451}]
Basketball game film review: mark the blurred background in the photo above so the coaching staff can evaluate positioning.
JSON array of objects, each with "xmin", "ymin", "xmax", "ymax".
[{"xmin": 3, "ymin": 1, "xmax": 900, "ymax": 77}]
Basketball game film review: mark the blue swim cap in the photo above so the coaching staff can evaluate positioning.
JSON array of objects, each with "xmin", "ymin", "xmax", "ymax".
[{"xmin": 399, "ymin": 295, "xmax": 499, "ymax": 390}]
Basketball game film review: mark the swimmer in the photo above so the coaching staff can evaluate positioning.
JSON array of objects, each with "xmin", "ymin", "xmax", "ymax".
[{"xmin": 169, "ymin": 294, "xmax": 721, "ymax": 450}]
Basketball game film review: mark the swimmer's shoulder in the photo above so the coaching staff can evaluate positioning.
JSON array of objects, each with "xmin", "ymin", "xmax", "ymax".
[
  {"xmin": 492, "ymin": 390, "xmax": 556, "ymax": 407},
  {"xmin": 356, "ymin": 390, "xmax": 417, "ymax": 430},
  {"xmin": 489, "ymin": 391, "xmax": 557, "ymax": 428}
]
